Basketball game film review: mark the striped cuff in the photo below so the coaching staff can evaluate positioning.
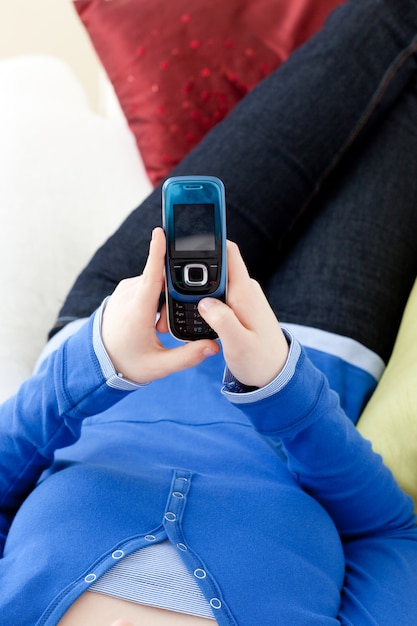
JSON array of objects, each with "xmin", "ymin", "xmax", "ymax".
[
  {"xmin": 221, "ymin": 329, "xmax": 301, "ymax": 405},
  {"xmin": 93, "ymin": 298, "xmax": 149, "ymax": 391}
]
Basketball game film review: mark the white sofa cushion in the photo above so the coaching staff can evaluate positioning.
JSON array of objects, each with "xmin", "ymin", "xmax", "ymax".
[{"xmin": 0, "ymin": 54, "xmax": 152, "ymax": 400}]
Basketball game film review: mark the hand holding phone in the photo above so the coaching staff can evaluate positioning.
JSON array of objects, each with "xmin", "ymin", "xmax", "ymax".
[
  {"xmin": 198, "ymin": 241, "xmax": 290, "ymax": 389},
  {"xmin": 101, "ymin": 221, "xmax": 288, "ymax": 388},
  {"xmin": 162, "ymin": 176, "xmax": 227, "ymax": 341},
  {"xmin": 101, "ymin": 228, "xmax": 220, "ymax": 385}
]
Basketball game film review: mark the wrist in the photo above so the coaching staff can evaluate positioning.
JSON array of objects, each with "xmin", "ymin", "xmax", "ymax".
[
  {"xmin": 222, "ymin": 329, "xmax": 300, "ymax": 404},
  {"xmin": 93, "ymin": 299, "xmax": 149, "ymax": 391}
]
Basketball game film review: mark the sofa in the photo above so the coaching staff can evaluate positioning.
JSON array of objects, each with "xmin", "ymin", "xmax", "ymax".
[{"xmin": 0, "ymin": 54, "xmax": 151, "ymax": 402}]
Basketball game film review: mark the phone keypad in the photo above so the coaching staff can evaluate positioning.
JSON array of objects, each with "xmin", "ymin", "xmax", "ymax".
[{"xmin": 173, "ymin": 300, "xmax": 215, "ymax": 338}]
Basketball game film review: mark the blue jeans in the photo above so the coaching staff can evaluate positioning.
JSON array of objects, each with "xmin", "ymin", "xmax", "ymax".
[{"xmin": 56, "ymin": 0, "xmax": 417, "ymax": 362}]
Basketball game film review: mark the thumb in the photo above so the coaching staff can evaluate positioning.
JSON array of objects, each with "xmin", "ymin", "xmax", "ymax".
[
  {"xmin": 198, "ymin": 298, "xmax": 243, "ymax": 343},
  {"xmin": 198, "ymin": 297, "xmax": 258, "ymax": 387},
  {"xmin": 168, "ymin": 340, "xmax": 220, "ymax": 371},
  {"xmin": 147, "ymin": 339, "xmax": 220, "ymax": 381}
]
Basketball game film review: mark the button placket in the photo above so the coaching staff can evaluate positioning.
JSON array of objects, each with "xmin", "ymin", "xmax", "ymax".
[
  {"xmin": 84, "ymin": 573, "xmax": 96, "ymax": 583},
  {"xmin": 111, "ymin": 549, "xmax": 124, "ymax": 560},
  {"xmin": 210, "ymin": 597, "xmax": 222, "ymax": 610},
  {"xmin": 162, "ymin": 471, "xmax": 230, "ymax": 621},
  {"xmin": 164, "ymin": 471, "xmax": 192, "ymax": 528},
  {"xmin": 163, "ymin": 472, "xmax": 194, "ymax": 554},
  {"xmin": 83, "ymin": 530, "xmax": 165, "ymax": 587}
]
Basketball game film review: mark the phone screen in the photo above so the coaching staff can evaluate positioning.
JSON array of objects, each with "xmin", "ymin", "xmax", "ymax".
[{"xmin": 173, "ymin": 203, "xmax": 216, "ymax": 252}]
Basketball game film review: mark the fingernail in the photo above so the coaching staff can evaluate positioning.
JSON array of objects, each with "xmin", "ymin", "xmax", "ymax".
[
  {"xmin": 203, "ymin": 347, "xmax": 216, "ymax": 357},
  {"xmin": 199, "ymin": 298, "xmax": 215, "ymax": 312}
]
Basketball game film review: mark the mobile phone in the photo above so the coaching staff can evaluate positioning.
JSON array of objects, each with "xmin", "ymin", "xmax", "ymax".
[{"xmin": 162, "ymin": 175, "xmax": 227, "ymax": 341}]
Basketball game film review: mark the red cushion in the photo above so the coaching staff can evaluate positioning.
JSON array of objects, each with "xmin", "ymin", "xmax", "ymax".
[{"xmin": 74, "ymin": 0, "xmax": 345, "ymax": 186}]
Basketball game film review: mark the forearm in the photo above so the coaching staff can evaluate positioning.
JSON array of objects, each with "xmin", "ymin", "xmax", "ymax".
[
  {"xmin": 226, "ymin": 341, "xmax": 416, "ymax": 537},
  {"xmin": 225, "ymin": 338, "xmax": 417, "ymax": 621},
  {"xmin": 0, "ymin": 314, "xmax": 132, "ymax": 548},
  {"xmin": 283, "ymin": 398, "xmax": 415, "ymax": 538},
  {"xmin": 283, "ymin": 396, "xmax": 417, "ymax": 625}
]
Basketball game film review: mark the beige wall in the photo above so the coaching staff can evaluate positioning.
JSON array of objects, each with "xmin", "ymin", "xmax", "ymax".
[{"xmin": 0, "ymin": 0, "xmax": 101, "ymax": 110}]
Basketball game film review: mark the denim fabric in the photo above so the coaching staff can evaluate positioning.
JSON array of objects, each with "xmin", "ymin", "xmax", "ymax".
[
  {"xmin": 266, "ymin": 76, "xmax": 417, "ymax": 362},
  {"xmin": 56, "ymin": 0, "xmax": 417, "ymax": 361}
]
